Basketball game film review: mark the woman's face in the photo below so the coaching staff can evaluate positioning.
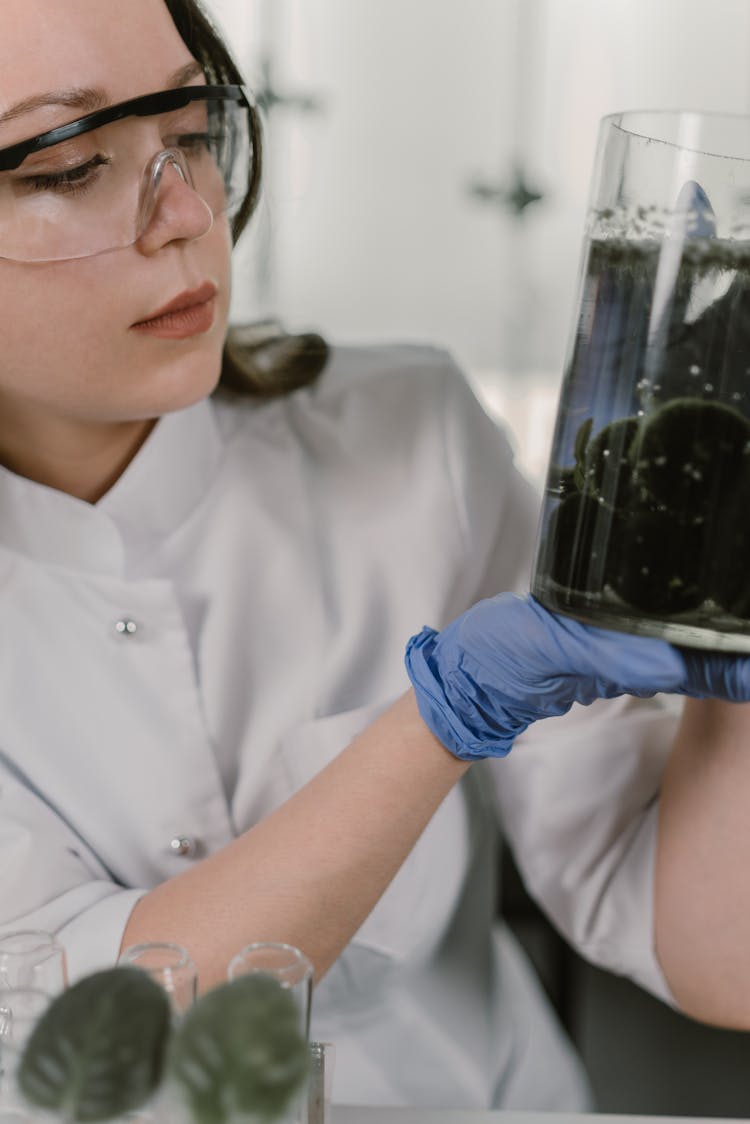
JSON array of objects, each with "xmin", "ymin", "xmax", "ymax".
[{"xmin": 0, "ymin": 0, "xmax": 233, "ymax": 437}]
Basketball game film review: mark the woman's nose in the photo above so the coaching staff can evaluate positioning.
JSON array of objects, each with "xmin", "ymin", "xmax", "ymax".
[{"xmin": 135, "ymin": 149, "xmax": 214, "ymax": 255}]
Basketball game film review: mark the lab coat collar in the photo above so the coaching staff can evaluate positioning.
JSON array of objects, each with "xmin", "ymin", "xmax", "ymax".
[
  {"xmin": 0, "ymin": 398, "xmax": 223, "ymax": 575},
  {"xmin": 99, "ymin": 398, "xmax": 223, "ymax": 555}
]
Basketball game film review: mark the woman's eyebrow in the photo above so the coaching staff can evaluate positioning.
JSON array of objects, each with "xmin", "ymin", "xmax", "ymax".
[
  {"xmin": 0, "ymin": 60, "xmax": 205, "ymax": 127},
  {"xmin": 0, "ymin": 87, "xmax": 107, "ymax": 127},
  {"xmin": 167, "ymin": 61, "xmax": 205, "ymax": 89}
]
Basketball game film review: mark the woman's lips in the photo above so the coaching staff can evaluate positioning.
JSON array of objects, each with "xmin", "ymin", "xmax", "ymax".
[{"xmin": 131, "ymin": 281, "xmax": 218, "ymax": 340}]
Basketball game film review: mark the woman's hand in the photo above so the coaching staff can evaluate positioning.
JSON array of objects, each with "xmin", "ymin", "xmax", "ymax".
[{"xmin": 405, "ymin": 593, "xmax": 750, "ymax": 760}]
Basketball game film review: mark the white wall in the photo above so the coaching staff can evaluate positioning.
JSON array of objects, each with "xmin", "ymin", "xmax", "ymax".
[{"xmin": 204, "ymin": 0, "xmax": 750, "ymax": 480}]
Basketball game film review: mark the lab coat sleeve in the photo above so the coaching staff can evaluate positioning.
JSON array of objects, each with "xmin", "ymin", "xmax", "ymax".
[
  {"xmin": 488, "ymin": 693, "xmax": 681, "ymax": 1004},
  {"xmin": 0, "ymin": 762, "xmax": 146, "ymax": 981}
]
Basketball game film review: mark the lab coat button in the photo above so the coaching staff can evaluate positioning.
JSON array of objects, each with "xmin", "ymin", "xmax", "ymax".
[
  {"xmin": 114, "ymin": 618, "xmax": 138, "ymax": 636},
  {"xmin": 170, "ymin": 836, "xmax": 198, "ymax": 858}
]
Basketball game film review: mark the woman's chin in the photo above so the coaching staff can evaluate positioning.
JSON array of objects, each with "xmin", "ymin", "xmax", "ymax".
[{"xmin": 130, "ymin": 345, "xmax": 224, "ymax": 418}]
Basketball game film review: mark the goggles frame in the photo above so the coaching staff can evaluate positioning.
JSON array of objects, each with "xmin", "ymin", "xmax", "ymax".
[
  {"xmin": 0, "ymin": 84, "xmax": 255, "ymax": 172},
  {"xmin": 0, "ymin": 84, "xmax": 262, "ymax": 258}
]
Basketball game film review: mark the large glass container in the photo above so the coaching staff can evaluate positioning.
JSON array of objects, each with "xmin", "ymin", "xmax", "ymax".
[{"xmin": 532, "ymin": 110, "xmax": 750, "ymax": 652}]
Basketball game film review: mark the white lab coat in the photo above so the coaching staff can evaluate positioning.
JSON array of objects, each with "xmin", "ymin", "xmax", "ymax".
[{"xmin": 0, "ymin": 344, "xmax": 679, "ymax": 1109}]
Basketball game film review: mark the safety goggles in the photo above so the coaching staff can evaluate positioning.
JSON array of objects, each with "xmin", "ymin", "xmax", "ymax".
[{"xmin": 0, "ymin": 84, "xmax": 260, "ymax": 263}]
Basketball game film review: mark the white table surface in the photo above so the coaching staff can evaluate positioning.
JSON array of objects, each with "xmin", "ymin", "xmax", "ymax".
[{"xmin": 332, "ymin": 1109, "xmax": 744, "ymax": 1124}]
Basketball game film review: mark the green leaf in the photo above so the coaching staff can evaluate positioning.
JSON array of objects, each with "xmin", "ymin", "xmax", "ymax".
[
  {"xmin": 17, "ymin": 966, "xmax": 170, "ymax": 1122},
  {"xmin": 169, "ymin": 974, "xmax": 309, "ymax": 1124}
]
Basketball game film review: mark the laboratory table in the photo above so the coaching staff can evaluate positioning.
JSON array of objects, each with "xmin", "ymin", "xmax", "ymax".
[{"xmin": 332, "ymin": 1110, "xmax": 744, "ymax": 1124}]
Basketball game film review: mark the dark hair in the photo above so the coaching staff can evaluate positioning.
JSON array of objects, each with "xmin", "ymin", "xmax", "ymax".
[{"xmin": 164, "ymin": 0, "xmax": 328, "ymax": 397}]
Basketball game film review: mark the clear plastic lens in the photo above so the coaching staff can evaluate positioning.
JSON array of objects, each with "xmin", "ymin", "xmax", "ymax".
[{"xmin": 0, "ymin": 95, "xmax": 250, "ymax": 262}]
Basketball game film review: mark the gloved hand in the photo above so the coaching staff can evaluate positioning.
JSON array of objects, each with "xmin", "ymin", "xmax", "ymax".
[{"xmin": 404, "ymin": 593, "xmax": 750, "ymax": 760}]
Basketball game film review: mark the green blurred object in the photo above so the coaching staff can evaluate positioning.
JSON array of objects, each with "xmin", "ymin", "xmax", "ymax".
[
  {"xmin": 14, "ymin": 965, "xmax": 309, "ymax": 1123},
  {"xmin": 16, "ymin": 966, "xmax": 170, "ymax": 1122},
  {"xmin": 168, "ymin": 974, "xmax": 309, "ymax": 1124}
]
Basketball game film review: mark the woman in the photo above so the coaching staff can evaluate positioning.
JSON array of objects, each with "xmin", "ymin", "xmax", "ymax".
[{"xmin": 0, "ymin": 0, "xmax": 748, "ymax": 1109}]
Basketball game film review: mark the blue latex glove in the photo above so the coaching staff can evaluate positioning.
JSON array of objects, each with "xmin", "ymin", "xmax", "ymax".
[{"xmin": 404, "ymin": 594, "xmax": 750, "ymax": 760}]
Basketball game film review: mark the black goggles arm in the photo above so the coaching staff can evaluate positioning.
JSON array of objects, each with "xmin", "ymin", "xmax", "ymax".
[{"xmin": 0, "ymin": 84, "xmax": 253, "ymax": 172}]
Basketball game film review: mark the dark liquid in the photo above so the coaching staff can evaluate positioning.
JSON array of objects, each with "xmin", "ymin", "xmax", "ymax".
[{"xmin": 532, "ymin": 236, "xmax": 750, "ymax": 651}]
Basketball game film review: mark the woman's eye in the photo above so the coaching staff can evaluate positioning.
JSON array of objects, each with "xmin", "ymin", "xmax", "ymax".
[
  {"xmin": 173, "ymin": 132, "xmax": 218, "ymax": 155},
  {"xmin": 18, "ymin": 154, "xmax": 110, "ymax": 196}
]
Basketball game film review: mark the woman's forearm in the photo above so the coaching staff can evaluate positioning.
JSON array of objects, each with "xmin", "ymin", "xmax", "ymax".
[
  {"xmin": 655, "ymin": 696, "xmax": 750, "ymax": 1028},
  {"xmin": 121, "ymin": 691, "xmax": 468, "ymax": 990}
]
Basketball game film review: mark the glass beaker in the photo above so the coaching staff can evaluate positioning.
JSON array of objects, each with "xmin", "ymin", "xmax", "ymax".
[
  {"xmin": 306, "ymin": 1042, "xmax": 335, "ymax": 1124},
  {"xmin": 118, "ymin": 941, "xmax": 197, "ymax": 1017},
  {"xmin": 0, "ymin": 987, "xmax": 50, "ymax": 1113},
  {"xmin": 227, "ymin": 942, "xmax": 313, "ymax": 1124},
  {"xmin": 532, "ymin": 110, "xmax": 750, "ymax": 651},
  {"xmin": 227, "ymin": 941, "xmax": 312, "ymax": 1039},
  {"xmin": 0, "ymin": 932, "xmax": 68, "ymax": 996}
]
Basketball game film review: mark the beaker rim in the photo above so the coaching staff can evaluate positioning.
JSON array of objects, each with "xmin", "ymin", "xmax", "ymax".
[{"xmin": 601, "ymin": 108, "xmax": 750, "ymax": 163}]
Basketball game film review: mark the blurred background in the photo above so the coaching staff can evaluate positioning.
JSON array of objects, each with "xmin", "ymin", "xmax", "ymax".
[
  {"xmin": 203, "ymin": 0, "xmax": 750, "ymax": 1115},
  {"xmin": 207, "ymin": 0, "xmax": 750, "ymax": 486}
]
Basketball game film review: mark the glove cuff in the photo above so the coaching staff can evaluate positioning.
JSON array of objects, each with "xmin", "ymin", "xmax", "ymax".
[{"xmin": 404, "ymin": 626, "xmax": 516, "ymax": 760}]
